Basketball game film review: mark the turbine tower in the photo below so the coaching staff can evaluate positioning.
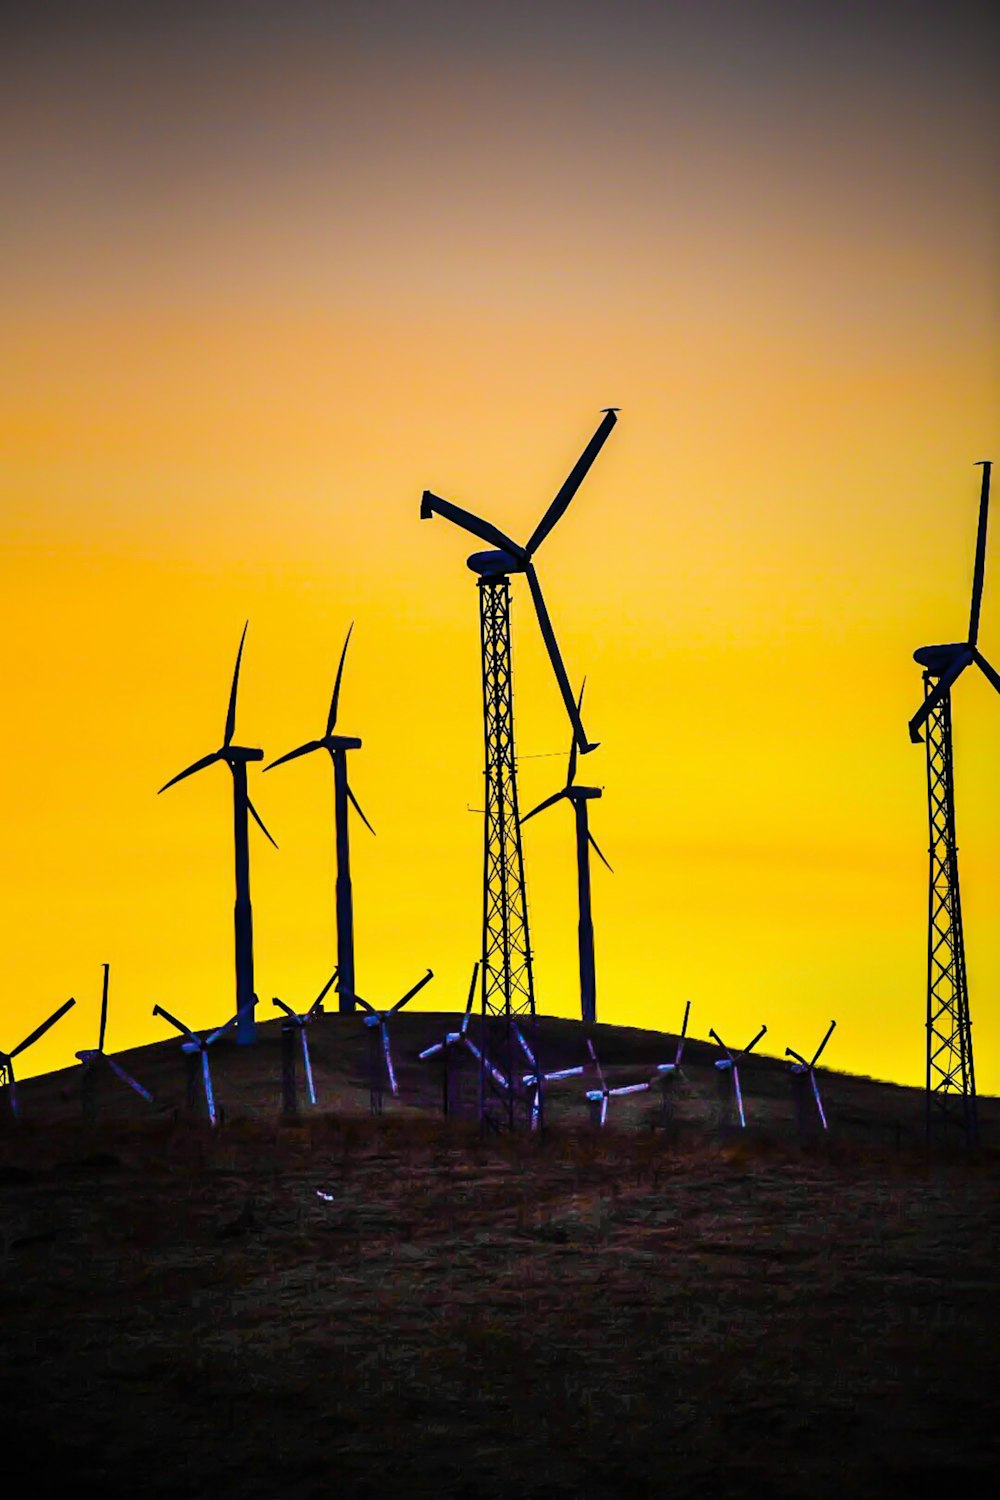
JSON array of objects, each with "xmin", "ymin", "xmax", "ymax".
[
  {"xmin": 521, "ymin": 680, "xmax": 612, "ymax": 1026},
  {"xmin": 265, "ymin": 624, "xmax": 374, "ymax": 1012},
  {"xmin": 159, "ymin": 623, "xmax": 276, "ymax": 1047},
  {"xmin": 421, "ymin": 409, "xmax": 617, "ymax": 1130},
  {"xmin": 908, "ymin": 460, "xmax": 998, "ymax": 1147}
]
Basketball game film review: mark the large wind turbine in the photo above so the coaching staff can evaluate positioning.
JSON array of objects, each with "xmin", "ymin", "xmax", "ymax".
[
  {"xmin": 907, "ymin": 460, "xmax": 998, "ymax": 1145},
  {"xmin": 159, "ymin": 623, "xmax": 276, "ymax": 1047},
  {"xmin": 521, "ymin": 681, "xmax": 611, "ymax": 1026},
  {"xmin": 265, "ymin": 624, "xmax": 374, "ymax": 1013}
]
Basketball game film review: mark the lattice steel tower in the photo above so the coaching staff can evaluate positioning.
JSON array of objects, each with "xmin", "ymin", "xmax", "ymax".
[
  {"xmin": 908, "ymin": 460, "xmax": 997, "ymax": 1147},
  {"xmin": 422, "ymin": 410, "xmax": 618, "ymax": 1128}
]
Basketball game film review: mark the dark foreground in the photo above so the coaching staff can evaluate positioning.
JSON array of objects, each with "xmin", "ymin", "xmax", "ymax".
[{"xmin": 2, "ymin": 1115, "xmax": 998, "ymax": 1499}]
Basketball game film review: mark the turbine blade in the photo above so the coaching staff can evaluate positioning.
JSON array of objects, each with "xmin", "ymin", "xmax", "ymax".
[
  {"xmin": 205, "ymin": 1001, "xmax": 254, "ymax": 1047},
  {"xmin": 309, "ymin": 968, "xmax": 340, "ymax": 1016},
  {"xmin": 464, "ymin": 961, "xmax": 480, "ymax": 1016},
  {"xmin": 98, "ymin": 963, "xmax": 109, "ymax": 1053},
  {"xmin": 520, "ymin": 788, "xmax": 567, "ymax": 824},
  {"xmin": 587, "ymin": 830, "xmax": 613, "ymax": 873},
  {"xmin": 586, "ymin": 1037, "xmax": 606, "ymax": 1092},
  {"xmin": 908, "ymin": 653, "xmax": 971, "ymax": 742},
  {"xmin": 225, "ymin": 621, "xmax": 249, "ymax": 747},
  {"xmin": 525, "ymin": 563, "xmax": 596, "ymax": 754},
  {"xmin": 972, "ymin": 649, "xmax": 1000, "ymax": 696},
  {"xmin": 264, "ymin": 740, "xmax": 324, "ymax": 772},
  {"xmin": 419, "ymin": 1041, "xmax": 445, "ymax": 1060},
  {"xmin": 599, "ymin": 1093, "xmax": 608, "ymax": 1127},
  {"xmin": 811, "ymin": 1071, "xmax": 828, "ymax": 1130},
  {"xmin": 513, "ymin": 1024, "xmax": 537, "ymax": 1070},
  {"xmin": 419, "ymin": 491, "xmax": 525, "ymax": 559},
  {"xmin": 158, "ymin": 749, "xmax": 223, "ymax": 794},
  {"xmin": 609, "ymin": 1083, "xmax": 650, "ymax": 1096},
  {"xmin": 301, "ymin": 1030, "xmax": 317, "ymax": 1105},
  {"xmin": 272, "ymin": 997, "xmax": 297, "ymax": 1018},
  {"xmin": 785, "ymin": 1048, "xmax": 808, "ymax": 1067},
  {"xmin": 104, "ymin": 1055, "xmax": 153, "ymax": 1103},
  {"xmin": 152, "ymin": 1004, "xmax": 201, "ymax": 1048},
  {"xmin": 391, "ymin": 968, "xmax": 434, "ymax": 1013},
  {"xmin": 525, "ymin": 409, "xmax": 618, "ymax": 556},
  {"xmin": 347, "ymin": 783, "xmax": 376, "ymax": 836},
  {"xmin": 733, "ymin": 1064, "xmax": 746, "ymax": 1128},
  {"xmin": 381, "ymin": 1025, "xmax": 399, "ymax": 1095},
  {"xmin": 247, "ymin": 797, "xmax": 278, "ymax": 849},
  {"xmin": 968, "ymin": 460, "xmax": 992, "ymax": 646},
  {"xmin": 709, "ymin": 1028, "xmax": 730, "ymax": 1060},
  {"xmin": 567, "ymin": 679, "xmax": 585, "ymax": 786},
  {"xmin": 676, "ymin": 999, "xmax": 691, "ymax": 1065},
  {"xmin": 339, "ymin": 985, "xmax": 375, "ymax": 1015},
  {"xmin": 327, "ymin": 623, "xmax": 355, "ymax": 736},
  {"xmin": 744, "ymin": 1025, "xmax": 767, "ymax": 1056},
  {"xmin": 810, "ymin": 1019, "xmax": 837, "ymax": 1068},
  {"xmin": 202, "ymin": 1050, "xmax": 217, "ymax": 1127},
  {"xmin": 11, "ymin": 997, "xmax": 76, "ymax": 1058}
]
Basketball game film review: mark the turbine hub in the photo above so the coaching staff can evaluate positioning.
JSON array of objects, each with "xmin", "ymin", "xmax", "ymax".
[{"xmin": 467, "ymin": 548, "xmax": 525, "ymax": 578}]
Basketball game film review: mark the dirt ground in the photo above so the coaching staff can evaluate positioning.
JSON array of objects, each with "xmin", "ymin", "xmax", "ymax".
[{"xmin": 2, "ymin": 1094, "xmax": 998, "ymax": 1499}]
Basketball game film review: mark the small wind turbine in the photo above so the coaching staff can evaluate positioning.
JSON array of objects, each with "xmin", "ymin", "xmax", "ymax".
[
  {"xmin": 521, "ymin": 680, "xmax": 612, "ymax": 1025},
  {"xmin": 650, "ymin": 999, "xmax": 691, "ymax": 1125},
  {"xmin": 418, "ymin": 962, "xmax": 478, "ymax": 1118},
  {"xmin": 0, "ymin": 997, "xmax": 76, "ymax": 1120},
  {"xmin": 265, "ymin": 624, "xmax": 375, "ymax": 1013},
  {"xmin": 271, "ymin": 969, "xmax": 339, "ymax": 1112},
  {"xmin": 153, "ymin": 1001, "xmax": 253, "ymax": 1126},
  {"xmin": 584, "ymin": 1037, "xmax": 650, "ymax": 1127},
  {"xmin": 159, "ymin": 623, "xmax": 276, "ymax": 1046},
  {"xmin": 339, "ymin": 970, "xmax": 434, "ymax": 1114},
  {"xmin": 710, "ymin": 1025, "xmax": 766, "ymax": 1130},
  {"xmin": 74, "ymin": 964, "xmax": 153, "ymax": 1119},
  {"xmin": 785, "ymin": 1020, "xmax": 836, "ymax": 1134}
]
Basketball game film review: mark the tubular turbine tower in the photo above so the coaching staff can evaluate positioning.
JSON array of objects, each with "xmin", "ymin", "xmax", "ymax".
[
  {"xmin": 421, "ymin": 410, "xmax": 617, "ymax": 1128},
  {"xmin": 908, "ymin": 460, "xmax": 998, "ymax": 1146}
]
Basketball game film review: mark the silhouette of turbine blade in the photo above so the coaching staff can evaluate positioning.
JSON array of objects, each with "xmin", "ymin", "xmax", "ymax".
[
  {"xmin": 104, "ymin": 1055, "xmax": 153, "ymax": 1102},
  {"xmin": 346, "ymin": 783, "xmax": 376, "ymax": 836},
  {"xmin": 586, "ymin": 1038, "xmax": 606, "ymax": 1092},
  {"xmin": 152, "ymin": 1004, "xmax": 201, "ymax": 1048},
  {"xmin": 98, "ymin": 963, "xmax": 109, "ymax": 1053},
  {"xmin": 908, "ymin": 651, "xmax": 972, "ymax": 742},
  {"xmin": 968, "ymin": 460, "xmax": 992, "ymax": 647},
  {"xmin": 521, "ymin": 788, "xmax": 567, "ymax": 824},
  {"xmin": 272, "ymin": 997, "xmax": 297, "ymax": 1018},
  {"xmin": 972, "ymin": 648, "xmax": 1000, "ymax": 695},
  {"xmin": 340, "ymin": 985, "xmax": 374, "ymax": 1014},
  {"xmin": 464, "ymin": 961, "xmax": 480, "ymax": 1015},
  {"xmin": 206, "ymin": 1000, "xmax": 254, "ymax": 1047},
  {"xmin": 11, "ymin": 997, "xmax": 76, "ymax": 1058},
  {"xmin": 785, "ymin": 1047, "xmax": 809, "ymax": 1067},
  {"xmin": 158, "ymin": 749, "xmax": 224, "ymax": 794},
  {"xmin": 811, "ymin": 1019, "xmax": 837, "ymax": 1068},
  {"xmin": 309, "ymin": 968, "xmax": 339, "ymax": 1015},
  {"xmin": 264, "ymin": 740, "xmax": 324, "ymax": 772},
  {"xmin": 587, "ymin": 830, "xmax": 613, "ymax": 873},
  {"xmin": 301, "ymin": 1029, "xmax": 316, "ymax": 1104},
  {"xmin": 391, "ymin": 969, "xmax": 434, "ymax": 1012},
  {"xmin": 419, "ymin": 491, "xmax": 525, "ymax": 559},
  {"xmin": 326, "ymin": 623, "xmax": 354, "ymax": 736},
  {"xmin": 526, "ymin": 408, "xmax": 618, "ymax": 556},
  {"xmin": 225, "ymin": 621, "xmax": 249, "ymax": 747},
  {"xmin": 525, "ymin": 563, "xmax": 597, "ymax": 754},
  {"xmin": 744, "ymin": 1025, "xmax": 767, "ymax": 1056},
  {"xmin": 567, "ymin": 679, "xmax": 585, "ymax": 786},
  {"xmin": 247, "ymin": 797, "xmax": 278, "ymax": 848}
]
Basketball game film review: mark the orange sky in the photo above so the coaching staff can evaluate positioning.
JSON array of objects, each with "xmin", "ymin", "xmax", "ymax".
[{"xmin": 2, "ymin": 2, "xmax": 997, "ymax": 1092}]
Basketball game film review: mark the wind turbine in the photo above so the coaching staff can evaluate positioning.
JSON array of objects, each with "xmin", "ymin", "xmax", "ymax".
[
  {"xmin": 338, "ymin": 970, "xmax": 434, "ymax": 1114},
  {"xmin": 159, "ymin": 623, "xmax": 276, "ymax": 1047},
  {"xmin": 710, "ymin": 1025, "xmax": 766, "ymax": 1131},
  {"xmin": 521, "ymin": 679, "xmax": 611, "ymax": 1025},
  {"xmin": 265, "ymin": 624, "xmax": 374, "ymax": 1013},
  {"xmin": 73, "ymin": 964, "xmax": 153, "ymax": 1118},
  {"xmin": 418, "ymin": 962, "xmax": 478, "ymax": 1118},
  {"xmin": 785, "ymin": 1020, "xmax": 836, "ymax": 1134},
  {"xmin": 907, "ymin": 461, "xmax": 997, "ymax": 1146},
  {"xmin": 153, "ymin": 1001, "xmax": 253, "ymax": 1126},
  {"xmin": 584, "ymin": 1038, "xmax": 650, "ymax": 1127},
  {"xmin": 420, "ymin": 409, "xmax": 617, "ymax": 1053},
  {"xmin": 272, "ymin": 969, "xmax": 339, "ymax": 1111},
  {"xmin": 0, "ymin": 997, "xmax": 76, "ymax": 1120},
  {"xmin": 650, "ymin": 999, "xmax": 691, "ymax": 1125}
]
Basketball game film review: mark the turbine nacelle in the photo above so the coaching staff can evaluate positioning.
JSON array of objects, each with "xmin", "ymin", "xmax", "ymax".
[
  {"xmin": 326, "ymin": 735, "xmax": 363, "ymax": 752},
  {"xmin": 467, "ymin": 548, "xmax": 526, "ymax": 578},
  {"xmin": 913, "ymin": 643, "xmax": 969, "ymax": 673}
]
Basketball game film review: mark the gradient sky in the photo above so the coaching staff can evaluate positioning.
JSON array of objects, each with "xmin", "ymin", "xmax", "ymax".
[{"xmin": 2, "ymin": 1, "xmax": 998, "ymax": 1090}]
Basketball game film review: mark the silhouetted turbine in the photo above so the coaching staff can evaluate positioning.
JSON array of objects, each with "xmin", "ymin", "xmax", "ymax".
[
  {"xmin": 265, "ymin": 624, "xmax": 374, "ymax": 1013},
  {"xmin": 0, "ymin": 997, "xmax": 76, "ymax": 1119},
  {"xmin": 339, "ymin": 969, "xmax": 434, "ymax": 1110},
  {"xmin": 785, "ymin": 1019, "xmax": 836, "ymax": 1132},
  {"xmin": 710, "ymin": 1025, "xmax": 766, "ymax": 1130},
  {"xmin": 272, "ymin": 969, "xmax": 339, "ymax": 1107},
  {"xmin": 74, "ymin": 964, "xmax": 153, "ymax": 1111},
  {"xmin": 159, "ymin": 623, "xmax": 276, "ymax": 1046},
  {"xmin": 521, "ymin": 680, "xmax": 611, "ymax": 1025}
]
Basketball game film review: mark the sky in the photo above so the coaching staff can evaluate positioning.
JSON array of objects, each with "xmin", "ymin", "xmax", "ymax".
[{"xmin": 2, "ymin": 0, "xmax": 998, "ymax": 1092}]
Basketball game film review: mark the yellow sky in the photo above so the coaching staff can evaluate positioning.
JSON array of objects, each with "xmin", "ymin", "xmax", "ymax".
[{"xmin": 1, "ymin": 3, "xmax": 997, "ymax": 1091}]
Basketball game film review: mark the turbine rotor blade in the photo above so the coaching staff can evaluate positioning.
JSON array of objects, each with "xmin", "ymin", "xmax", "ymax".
[
  {"xmin": 744, "ymin": 1025, "xmax": 767, "ymax": 1056},
  {"xmin": 104, "ymin": 1056, "xmax": 153, "ymax": 1102},
  {"xmin": 972, "ymin": 649, "xmax": 1000, "ymax": 695},
  {"xmin": 382, "ymin": 1026, "xmax": 398, "ymax": 1094},
  {"xmin": 205, "ymin": 1000, "xmax": 255, "ymax": 1047},
  {"xmin": 98, "ymin": 963, "xmax": 110, "ymax": 1053},
  {"xmin": 525, "ymin": 563, "xmax": 596, "ymax": 755},
  {"xmin": 301, "ymin": 1030, "xmax": 317, "ymax": 1105},
  {"xmin": 676, "ymin": 999, "xmax": 691, "ymax": 1065},
  {"xmin": 327, "ymin": 623, "xmax": 355, "ymax": 736},
  {"xmin": 811, "ymin": 1019, "xmax": 837, "ymax": 1068},
  {"xmin": 521, "ymin": 788, "xmax": 567, "ymax": 824},
  {"xmin": 272, "ymin": 997, "xmax": 297, "ymax": 1018},
  {"xmin": 968, "ymin": 460, "xmax": 992, "ymax": 647},
  {"xmin": 347, "ymin": 783, "xmax": 376, "ymax": 836},
  {"xmin": 586, "ymin": 1037, "xmax": 606, "ymax": 1093},
  {"xmin": 202, "ymin": 1050, "xmax": 217, "ymax": 1126},
  {"xmin": 247, "ymin": 797, "xmax": 278, "ymax": 848},
  {"xmin": 152, "ymin": 1004, "xmax": 201, "ymax": 1048},
  {"xmin": 225, "ymin": 621, "xmax": 249, "ymax": 747},
  {"xmin": 908, "ymin": 653, "xmax": 972, "ymax": 742},
  {"xmin": 464, "ymin": 961, "xmax": 480, "ymax": 1016},
  {"xmin": 525, "ymin": 409, "xmax": 618, "ymax": 556},
  {"xmin": 309, "ymin": 968, "xmax": 340, "ymax": 1015},
  {"xmin": 419, "ymin": 492, "xmax": 525, "ymax": 558},
  {"xmin": 264, "ymin": 740, "xmax": 324, "ymax": 772},
  {"xmin": 339, "ymin": 985, "xmax": 375, "ymax": 1015},
  {"xmin": 158, "ymin": 749, "xmax": 224, "ymax": 794},
  {"xmin": 11, "ymin": 997, "xmax": 76, "ymax": 1058},
  {"xmin": 587, "ymin": 830, "xmax": 613, "ymax": 873},
  {"xmin": 567, "ymin": 679, "xmax": 585, "ymax": 786},
  {"xmin": 709, "ymin": 1028, "xmax": 730, "ymax": 1060},
  {"xmin": 392, "ymin": 969, "xmax": 434, "ymax": 1013},
  {"xmin": 785, "ymin": 1048, "xmax": 809, "ymax": 1067}
]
